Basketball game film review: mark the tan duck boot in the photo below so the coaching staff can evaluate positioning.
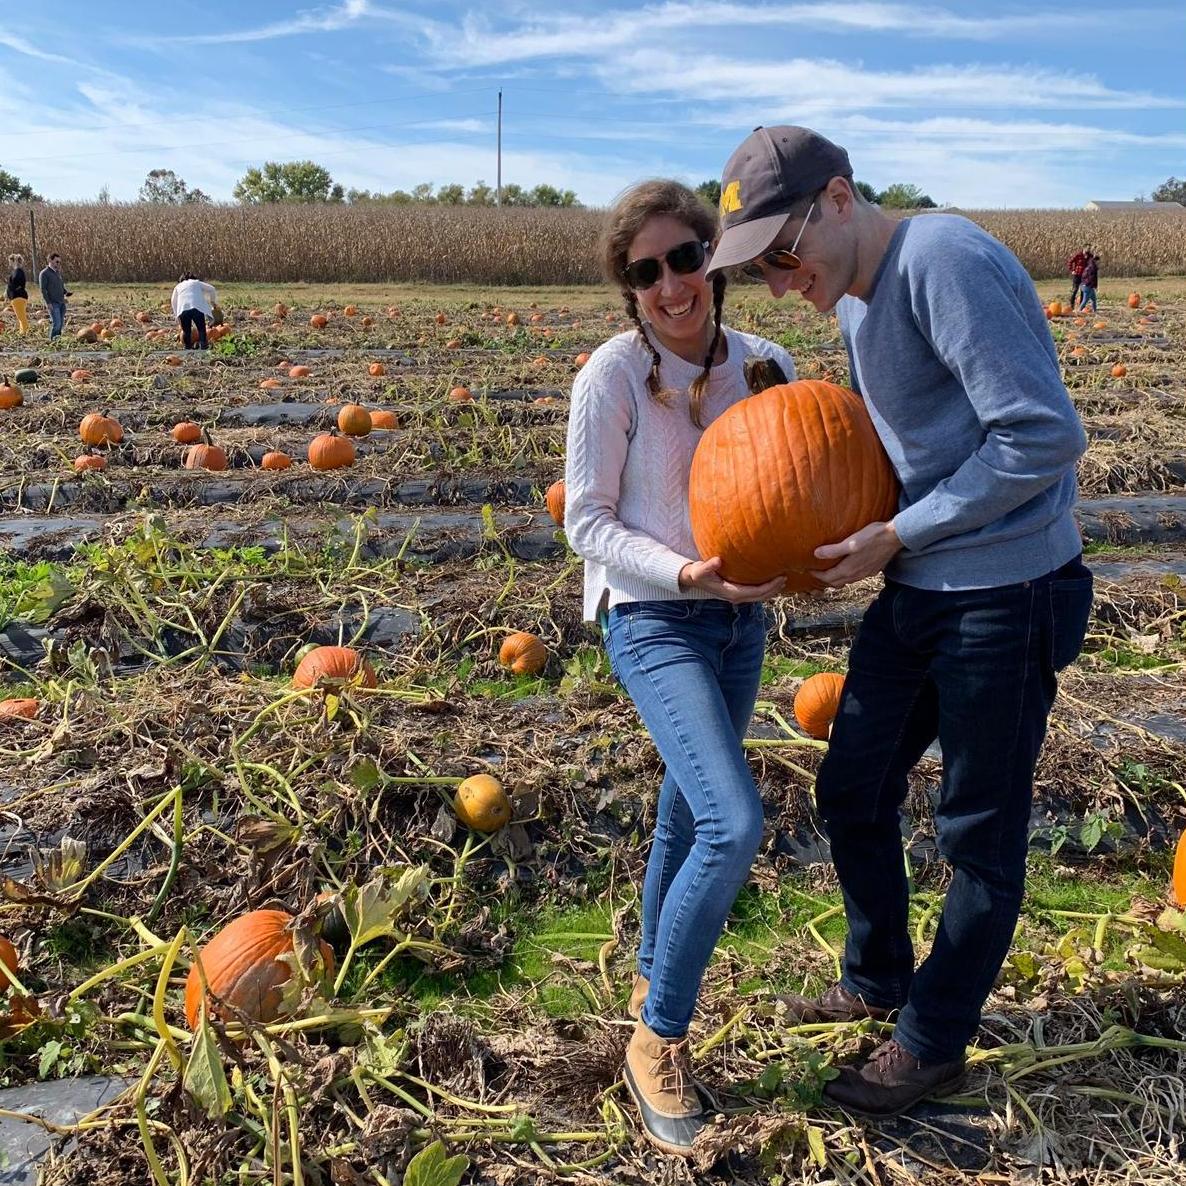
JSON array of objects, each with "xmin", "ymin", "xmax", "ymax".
[
  {"xmin": 623, "ymin": 1020, "xmax": 706, "ymax": 1156},
  {"xmin": 627, "ymin": 974, "xmax": 649, "ymax": 1020}
]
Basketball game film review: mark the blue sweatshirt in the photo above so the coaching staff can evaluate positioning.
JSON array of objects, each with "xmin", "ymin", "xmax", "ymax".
[{"xmin": 836, "ymin": 214, "xmax": 1087, "ymax": 591}]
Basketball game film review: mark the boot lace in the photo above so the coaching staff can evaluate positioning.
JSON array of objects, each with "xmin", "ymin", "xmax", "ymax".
[
  {"xmin": 651, "ymin": 1038, "xmax": 694, "ymax": 1097},
  {"xmin": 869, "ymin": 1040, "xmax": 914, "ymax": 1081}
]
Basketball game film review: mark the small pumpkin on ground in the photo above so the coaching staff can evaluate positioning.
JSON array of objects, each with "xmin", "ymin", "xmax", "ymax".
[
  {"xmin": 793, "ymin": 673, "xmax": 846, "ymax": 740},
  {"xmin": 1111, "ymin": 363, "xmax": 1127, "ymax": 378},
  {"xmin": 448, "ymin": 386, "xmax": 473, "ymax": 403},
  {"xmin": 261, "ymin": 449, "xmax": 292, "ymax": 471},
  {"xmin": 292, "ymin": 645, "xmax": 376, "ymax": 689},
  {"xmin": 171, "ymin": 421, "xmax": 202, "ymax": 444},
  {"xmin": 499, "ymin": 631, "xmax": 548, "ymax": 676},
  {"xmin": 13, "ymin": 367, "xmax": 38, "ymax": 385},
  {"xmin": 70, "ymin": 369, "xmax": 94, "ymax": 383},
  {"xmin": 289, "ymin": 365, "xmax": 311, "ymax": 379},
  {"xmin": 79, "ymin": 412, "xmax": 123, "ymax": 446},
  {"xmin": 454, "ymin": 774, "xmax": 512, "ymax": 832},
  {"xmin": 184, "ymin": 430, "xmax": 228, "ymax": 472},
  {"xmin": 368, "ymin": 362, "xmax": 386, "ymax": 377},
  {"xmin": 0, "ymin": 378, "xmax": 22, "ymax": 409},
  {"xmin": 309, "ymin": 314, "xmax": 328, "ymax": 329},
  {"xmin": 308, "ymin": 431, "xmax": 356, "ymax": 471},
  {"xmin": 545, "ymin": 479, "xmax": 565, "ymax": 527},
  {"xmin": 73, "ymin": 453, "xmax": 107, "ymax": 473},
  {"xmin": 337, "ymin": 404, "xmax": 372, "ymax": 437},
  {"xmin": 184, "ymin": 909, "xmax": 334, "ymax": 1029},
  {"xmin": 369, "ymin": 409, "xmax": 399, "ymax": 430},
  {"xmin": 1127, "ymin": 292, "xmax": 1141, "ymax": 309}
]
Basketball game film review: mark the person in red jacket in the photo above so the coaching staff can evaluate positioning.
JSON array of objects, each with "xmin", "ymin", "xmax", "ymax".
[{"xmin": 1066, "ymin": 245, "xmax": 1090, "ymax": 308}]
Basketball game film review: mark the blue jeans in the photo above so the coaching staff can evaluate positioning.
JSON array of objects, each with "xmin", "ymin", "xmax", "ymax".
[
  {"xmin": 1078, "ymin": 285, "xmax": 1097, "ymax": 313},
  {"xmin": 48, "ymin": 301, "xmax": 65, "ymax": 338},
  {"xmin": 816, "ymin": 556, "xmax": 1093, "ymax": 1063},
  {"xmin": 603, "ymin": 599, "xmax": 767, "ymax": 1038}
]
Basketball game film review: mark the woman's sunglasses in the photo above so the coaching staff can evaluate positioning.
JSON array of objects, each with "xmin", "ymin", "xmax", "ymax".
[
  {"xmin": 624, "ymin": 240, "xmax": 710, "ymax": 291},
  {"xmin": 740, "ymin": 199, "xmax": 816, "ymax": 281}
]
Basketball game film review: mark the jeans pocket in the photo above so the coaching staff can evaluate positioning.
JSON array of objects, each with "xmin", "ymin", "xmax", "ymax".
[{"xmin": 1048, "ymin": 575, "xmax": 1094, "ymax": 671}]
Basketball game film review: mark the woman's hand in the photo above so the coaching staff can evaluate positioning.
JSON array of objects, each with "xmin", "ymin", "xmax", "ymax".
[{"xmin": 678, "ymin": 557, "xmax": 785, "ymax": 603}]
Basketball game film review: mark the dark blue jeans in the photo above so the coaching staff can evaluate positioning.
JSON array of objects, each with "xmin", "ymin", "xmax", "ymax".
[
  {"xmin": 47, "ymin": 300, "xmax": 65, "ymax": 339},
  {"xmin": 603, "ymin": 600, "xmax": 767, "ymax": 1038},
  {"xmin": 816, "ymin": 556, "xmax": 1093, "ymax": 1063}
]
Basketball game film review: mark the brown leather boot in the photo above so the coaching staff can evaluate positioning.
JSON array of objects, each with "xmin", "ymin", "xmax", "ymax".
[
  {"xmin": 623, "ymin": 1021, "xmax": 706, "ymax": 1156},
  {"xmin": 824, "ymin": 1039, "xmax": 966, "ymax": 1117},
  {"xmin": 627, "ymin": 974, "xmax": 649, "ymax": 1021},
  {"xmin": 774, "ymin": 982, "xmax": 897, "ymax": 1025}
]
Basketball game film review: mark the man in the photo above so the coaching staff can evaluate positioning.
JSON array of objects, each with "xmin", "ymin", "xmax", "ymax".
[
  {"xmin": 1066, "ymin": 244, "xmax": 1090, "ymax": 309},
  {"xmin": 707, "ymin": 127, "xmax": 1094, "ymax": 1117},
  {"xmin": 38, "ymin": 252, "xmax": 72, "ymax": 340}
]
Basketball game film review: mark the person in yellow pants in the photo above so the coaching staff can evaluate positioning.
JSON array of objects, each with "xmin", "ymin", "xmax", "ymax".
[{"xmin": 6, "ymin": 254, "xmax": 29, "ymax": 334}]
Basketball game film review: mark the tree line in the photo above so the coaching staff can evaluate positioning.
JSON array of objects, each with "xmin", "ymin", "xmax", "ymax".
[{"xmin": 4, "ymin": 160, "xmax": 1185, "ymax": 209}]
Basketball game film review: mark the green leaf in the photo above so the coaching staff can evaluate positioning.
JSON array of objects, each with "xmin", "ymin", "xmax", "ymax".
[
  {"xmin": 404, "ymin": 1139, "xmax": 469, "ymax": 1186},
  {"xmin": 349, "ymin": 757, "xmax": 381, "ymax": 791},
  {"xmin": 38, "ymin": 1040, "xmax": 63, "ymax": 1079},
  {"xmin": 325, "ymin": 693, "xmax": 340, "ymax": 722},
  {"xmin": 183, "ymin": 1009, "xmax": 232, "ymax": 1118},
  {"xmin": 341, "ymin": 866, "xmax": 431, "ymax": 948},
  {"xmin": 806, "ymin": 1124, "xmax": 828, "ymax": 1168}
]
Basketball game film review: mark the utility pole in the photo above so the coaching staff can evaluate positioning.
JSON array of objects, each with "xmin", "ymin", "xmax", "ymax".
[{"xmin": 496, "ymin": 89, "xmax": 502, "ymax": 208}]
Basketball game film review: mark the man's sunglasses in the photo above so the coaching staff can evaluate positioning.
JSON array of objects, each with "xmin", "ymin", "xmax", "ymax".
[
  {"xmin": 741, "ymin": 198, "xmax": 816, "ymax": 281},
  {"xmin": 624, "ymin": 239, "xmax": 710, "ymax": 291}
]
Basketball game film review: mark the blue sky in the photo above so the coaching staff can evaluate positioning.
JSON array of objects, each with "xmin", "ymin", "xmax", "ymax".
[{"xmin": 1, "ymin": 1, "xmax": 1183, "ymax": 208}]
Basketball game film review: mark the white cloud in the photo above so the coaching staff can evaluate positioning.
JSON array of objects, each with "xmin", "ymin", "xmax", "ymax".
[
  {"xmin": 0, "ymin": 25, "xmax": 85, "ymax": 66},
  {"xmin": 408, "ymin": 118, "xmax": 492, "ymax": 134}
]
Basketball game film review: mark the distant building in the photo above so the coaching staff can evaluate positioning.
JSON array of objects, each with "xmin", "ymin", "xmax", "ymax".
[{"xmin": 1083, "ymin": 200, "xmax": 1185, "ymax": 212}]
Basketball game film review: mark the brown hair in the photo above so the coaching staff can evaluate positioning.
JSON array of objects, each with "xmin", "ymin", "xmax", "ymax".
[{"xmin": 600, "ymin": 179, "xmax": 726, "ymax": 428}]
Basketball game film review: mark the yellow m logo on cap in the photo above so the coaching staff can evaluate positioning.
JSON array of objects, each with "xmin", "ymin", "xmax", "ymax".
[{"xmin": 720, "ymin": 180, "xmax": 742, "ymax": 215}]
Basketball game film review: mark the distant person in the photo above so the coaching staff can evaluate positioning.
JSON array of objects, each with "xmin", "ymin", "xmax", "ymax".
[
  {"xmin": 1066, "ymin": 244, "xmax": 1090, "ymax": 309},
  {"xmin": 1078, "ymin": 252, "xmax": 1099, "ymax": 314},
  {"xmin": 38, "ymin": 252, "xmax": 71, "ymax": 340},
  {"xmin": 170, "ymin": 272, "xmax": 217, "ymax": 349},
  {"xmin": 6, "ymin": 253, "xmax": 28, "ymax": 334}
]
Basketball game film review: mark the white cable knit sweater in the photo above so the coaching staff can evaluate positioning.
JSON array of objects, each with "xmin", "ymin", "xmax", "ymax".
[{"xmin": 564, "ymin": 325, "xmax": 796, "ymax": 622}]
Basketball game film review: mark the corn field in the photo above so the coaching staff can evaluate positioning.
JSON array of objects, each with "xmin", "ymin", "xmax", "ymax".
[{"xmin": 0, "ymin": 201, "xmax": 1183, "ymax": 283}]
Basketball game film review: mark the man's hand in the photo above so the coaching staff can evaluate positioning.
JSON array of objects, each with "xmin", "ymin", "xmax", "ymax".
[
  {"xmin": 678, "ymin": 557, "xmax": 786, "ymax": 603},
  {"xmin": 811, "ymin": 521, "xmax": 903, "ymax": 589}
]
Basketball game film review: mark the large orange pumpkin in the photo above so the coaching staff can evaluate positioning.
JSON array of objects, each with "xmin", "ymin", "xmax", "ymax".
[
  {"xmin": 184, "ymin": 910, "xmax": 333, "ymax": 1029},
  {"xmin": 79, "ymin": 412, "xmax": 123, "ymax": 447},
  {"xmin": 337, "ymin": 404, "xmax": 372, "ymax": 437},
  {"xmin": 292, "ymin": 645, "xmax": 377, "ymax": 689},
  {"xmin": 454, "ymin": 774, "xmax": 512, "ymax": 832},
  {"xmin": 185, "ymin": 440, "xmax": 228, "ymax": 471},
  {"xmin": 1173, "ymin": 829, "xmax": 1186, "ymax": 907},
  {"xmin": 308, "ymin": 431, "xmax": 355, "ymax": 470},
  {"xmin": 793, "ymin": 673, "xmax": 846, "ymax": 739},
  {"xmin": 498, "ymin": 631, "xmax": 547, "ymax": 676},
  {"xmin": 0, "ymin": 698, "xmax": 39, "ymax": 720},
  {"xmin": 688, "ymin": 381, "xmax": 898, "ymax": 589},
  {"xmin": 546, "ymin": 479, "xmax": 565, "ymax": 527}
]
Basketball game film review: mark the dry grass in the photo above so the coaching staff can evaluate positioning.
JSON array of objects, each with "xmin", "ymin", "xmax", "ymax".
[{"xmin": 2, "ymin": 203, "xmax": 1184, "ymax": 283}]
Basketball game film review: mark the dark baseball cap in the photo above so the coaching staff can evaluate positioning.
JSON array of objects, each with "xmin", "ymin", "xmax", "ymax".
[{"xmin": 707, "ymin": 126, "xmax": 851, "ymax": 276}]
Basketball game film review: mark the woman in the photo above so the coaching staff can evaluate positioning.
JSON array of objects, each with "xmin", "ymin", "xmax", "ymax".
[
  {"xmin": 170, "ymin": 272, "xmax": 217, "ymax": 349},
  {"xmin": 6, "ymin": 254, "xmax": 29, "ymax": 334},
  {"xmin": 564, "ymin": 180, "xmax": 795, "ymax": 1156}
]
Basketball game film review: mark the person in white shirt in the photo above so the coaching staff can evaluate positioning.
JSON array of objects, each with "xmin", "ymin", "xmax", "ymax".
[
  {"xmin": 563, "ymin": 179, "xmax": 795, "ymax": 1156},
  {"xmin": 170, "ymin": 273, "xmax": 217, "ymax": 349}
]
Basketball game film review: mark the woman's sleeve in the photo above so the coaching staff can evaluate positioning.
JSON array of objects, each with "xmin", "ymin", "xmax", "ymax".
[{"xmin": 563, "ymin": 353, "xmax": 693, "ymax": 592}]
